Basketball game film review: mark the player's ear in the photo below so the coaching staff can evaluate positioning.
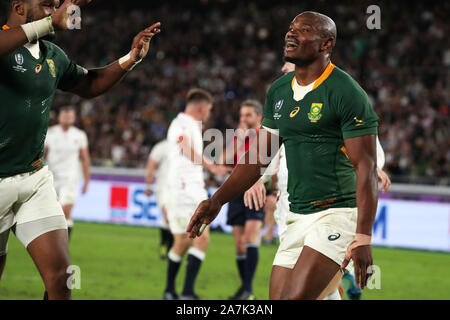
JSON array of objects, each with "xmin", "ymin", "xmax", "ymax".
[
  {"xmin": 12, "ymin": 0, "xmax": 26, "ymax": 17},
  {"xmin": 321, "ymin": 37, "xmax": 334, "ymax": 53}
]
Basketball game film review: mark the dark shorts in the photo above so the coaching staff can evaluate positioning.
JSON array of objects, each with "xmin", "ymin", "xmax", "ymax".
[{"xmin": 226, "ymin": 194, "xmax": 266, "ymax": 226}]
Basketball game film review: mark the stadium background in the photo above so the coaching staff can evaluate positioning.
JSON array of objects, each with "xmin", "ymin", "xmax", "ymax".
[{"xmin": 1, "ymin": 0, "xmax": 449, "ymax": 299}]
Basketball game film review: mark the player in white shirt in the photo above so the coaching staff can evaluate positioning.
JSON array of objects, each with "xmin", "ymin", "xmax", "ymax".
[
  {"xmin": 45, "ymin": 106, "xmax": 90, "ymax": 240},
  {"xmin": 145, "ymin": 139, "xmax": 173, "ymax": 259},
  {"xmin": 163, "ymin": 89, "xmax": 229, "ymax": 300}
]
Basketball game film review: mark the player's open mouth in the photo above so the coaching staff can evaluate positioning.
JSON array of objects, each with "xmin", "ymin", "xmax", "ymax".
[{"xmin": 285, "ymin": 41, "xmax": 299, "ymax": 52}]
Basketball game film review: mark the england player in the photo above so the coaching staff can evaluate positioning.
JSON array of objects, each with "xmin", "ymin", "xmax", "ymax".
[
  {"xmin": 45, "ymin": 105, "xmax": 90, "ymax": 240},
  {"xmin": 163, "ymin": 89, "xmax": 229, "ymax": 300},
  {"xmin": 145, "ymin": 139, "xmax": 173, "ymax": 259},
  {"xmin": 223, "ymin": 100, "xmax": 266, "ymax": 300},
  {"xmin": 0, "ymin": 0, "xmax": 161, "ymax": 299},
  {"xmin": 188, "ymin": 11, "xmax": 381, "ymax": 300}
]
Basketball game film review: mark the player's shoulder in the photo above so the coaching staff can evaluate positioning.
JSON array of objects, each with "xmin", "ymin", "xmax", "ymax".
[
  {"xmin": 41, "ymin": 40, "xmax": 67, "ymax": 58},
  {"xmin": 327, "ymin": 65, "xmax": 367, "ymax": 97},
  {"xmin": 267, "ymin": 72, "xmax": 295, "ymax": 95}
]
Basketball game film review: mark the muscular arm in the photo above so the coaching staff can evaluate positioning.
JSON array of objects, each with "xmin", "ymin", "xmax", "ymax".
[
  {"xmin": 210, "ymin": 128, "xmax": 281, "ymax": 205},
  {"xmin": 187, "ymin": 127, "xmax": 281, "ymax": 237},
  {"xmin": 0, "ymin": 27, "xmax": 29, "ymax": 57},
  {"xmin": 344, "ymin": 134, "xmax": 378, "ymax": 236},
  {"xmin": 0, "ymin": 0, "xmax": 92, "ymax": 58},
  {"xmin": 69, "ymin": 62, "xmax": 128, "ymax": 99}
]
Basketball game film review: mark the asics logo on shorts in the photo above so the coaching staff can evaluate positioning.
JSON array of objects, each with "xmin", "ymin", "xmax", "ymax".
[{"xmin": 328, "ymin": 233, "xmax": 341, "ymax": 241}]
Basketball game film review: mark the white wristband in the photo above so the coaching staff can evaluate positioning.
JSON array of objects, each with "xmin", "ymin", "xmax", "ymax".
[
  {"xmin": 21, "ymin": 16, "xmax": 54, "ymax": 42},
  {"xmin": 118, "ymin": 52, "xmax": 142, "ymax": 71}
]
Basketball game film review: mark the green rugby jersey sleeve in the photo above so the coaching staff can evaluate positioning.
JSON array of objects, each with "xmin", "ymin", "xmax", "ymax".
[
  {"xmin": 56, "ymin": 50, "xmax": 86, "ymax": 91},
  {"xmin": 338, "ymin": 83, "xmax": 379, "ymax": 139},
  {"xmin": 261, "ymin": 85, "xmax": 278, "ymax": 130}
]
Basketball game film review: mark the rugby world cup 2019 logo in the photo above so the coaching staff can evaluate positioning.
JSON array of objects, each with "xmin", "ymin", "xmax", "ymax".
[
  {"xmin": 308, "ymin": 103, "xmax": 323, "ymax": 123},
  {"xmin": 15, "ymin": 53, "xmax": 24, "ymax": 65},
  {"xmin": 46, "ymin": 59, "xmax": 57, "ymax": 78},
  {"xmin": 274, "ymin": 100, "xmax": 284, "ymax": 120},
  {"xmin": 274, "ymin": 100, "xmax": 284, "ymax": 112}
]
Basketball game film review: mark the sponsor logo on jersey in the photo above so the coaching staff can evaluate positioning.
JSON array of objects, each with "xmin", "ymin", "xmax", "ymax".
[
  {"xmin": 15, "ymin": 53, "xmax": 24, "ymax": 65},
  {"xmin": 328, "ymin": 233, "xmax": 341, "ymax": 241},
  {"xmin": 274, "ymin": 100, "xmax": 284, "ymax": 111},
  {"xmin": 290, "ymin": 106, "xmax": 300, "ymax": 118},
  {"xmin": 354, "ymin": 117, "xmax": 366, "ymax": 127},
  {"xmin": 35, "ymin": 64, "xmax": 42, "ymax": 73},
  {"xmin": 308, "ymin": 103, "xmax": 323, "ymax": 122},
  {"xmin": 46, "ymin": 59, "xmax": 56, "ymax": 78}
]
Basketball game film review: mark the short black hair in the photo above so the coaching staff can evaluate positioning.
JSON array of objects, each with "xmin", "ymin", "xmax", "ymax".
[{"xmin": 186, "ymin": 88, "xmax": 213, "ymax": 105}]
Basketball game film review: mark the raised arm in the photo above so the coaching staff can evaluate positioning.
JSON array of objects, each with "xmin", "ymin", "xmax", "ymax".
[
  {"xmin": 187, "ymin": 128, "xmax": 282, "ymax": 238},
  {"xmin": 69, "ymin": 23, "xmax": 161, "ymax": 99},
  {"xmin": 0, "ymin": 0, "xmax": 91, "ymax": 58}
]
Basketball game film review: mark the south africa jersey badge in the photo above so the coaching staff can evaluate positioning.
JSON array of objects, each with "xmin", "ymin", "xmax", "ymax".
[
  {"xmin": 46, "ymin": 59, "xmax": 56, "ymax": 78},
  {"xmin": 308, "ymin": 103, "xmax": 323, "ymax": 123}
]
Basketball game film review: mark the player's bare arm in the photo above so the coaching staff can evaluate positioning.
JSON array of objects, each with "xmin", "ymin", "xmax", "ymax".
[
  {"xmin": 145, "ymin": 158, "xmax": 159, "ymax": 196},
  {"xmin": 0, "ymin": 0, "xmax": 91, "ymax": 57},
  {"xmin": 69, "ymin": 22, "xmax": 161, "ymax": 99},
  {"xmin": 341, "ymin": 134, "xmax": 378, "ymax": 289},
  {"xmin": 187, "ymin": 128, "xmax": 282, "ymax": 238},
  {"xmin": 79, "ymin": 147, "xmax": 90, "ymax": 194},
  {"xmin": 177, "ymin": 134, "xmax": 230, "ymax": 178}
]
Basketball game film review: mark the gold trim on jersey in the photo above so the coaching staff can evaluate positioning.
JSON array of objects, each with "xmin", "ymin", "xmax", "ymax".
[{"xmin": 291, "ymin": 62, "xmax": 336, "ymax": 90}]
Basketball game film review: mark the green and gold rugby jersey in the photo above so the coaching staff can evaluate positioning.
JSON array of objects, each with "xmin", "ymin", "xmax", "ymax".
[
  {"xmin": 0, "ymin": 30, "xmax": 86, "ymax": 177},
  {"xmin": 262, "ymin": 62, "xmax": 378, "ymax": 214}
]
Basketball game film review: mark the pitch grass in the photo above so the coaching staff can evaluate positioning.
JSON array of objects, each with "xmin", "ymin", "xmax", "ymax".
[{"xmin": 0, "ymin": 221, "xmax": 449, "ymax": 300}]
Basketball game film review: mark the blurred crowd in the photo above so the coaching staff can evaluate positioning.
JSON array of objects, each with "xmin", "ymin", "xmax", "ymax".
[{"xmin": 47, "ymin": 0, "xmax": 448, "ymax": 185}]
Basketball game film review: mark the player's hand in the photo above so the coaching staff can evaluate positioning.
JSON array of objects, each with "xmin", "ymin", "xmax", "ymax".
[
  {"xmin": 145, "ymin": 188, "xmax": 152, "ymax": 197},
  {"xmin": 377, "ymin": 168, "xmax": 391, "ymax": 194},
  {"xmin": 244, "ymin": 179, "xmax": 266, "ymax": 210},
  {"xmin": 209, "ymin": 164, "xmax": 232, "ymax": 179},
  {"xmin": 82, "ymin": 182, "xmax": 89, "ymax": 194},
  {"xmin": 341, "ymin": 234, "xmax": 373, "ymax": 290},
  {"xmin": 52, "ymin": 0, "xmax": 92, "ymax": 31},
  {"xmin": 187, "ymin": 198, "xmax": 222, "ymax": 239},
  {"xmin": 130, "ymin": 22, "xmax": 161, "ymax": 62}
]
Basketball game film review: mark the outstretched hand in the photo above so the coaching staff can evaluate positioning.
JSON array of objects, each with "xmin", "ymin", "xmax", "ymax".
[
  {"xmin": 186, "ymin": 198, "xmax": 222, "ymax": 239},
  {"xmin": 130, "ymin": 22, "xmax": 161, "ymax": 62}
]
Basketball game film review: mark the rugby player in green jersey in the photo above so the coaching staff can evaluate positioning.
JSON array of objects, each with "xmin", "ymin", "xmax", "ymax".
[
  {"xmin": 188, "ymin": 11, "xmax": 379, "ymax": 300},
  {"xmin": 0, "ymin": 0, "xmax": 161, "ymax": 299}
]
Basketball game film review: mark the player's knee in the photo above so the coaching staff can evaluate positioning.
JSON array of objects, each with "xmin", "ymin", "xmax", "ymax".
[
  {"xmin": 44, "ymin": 265, "xmax": 70, "ymax": 293},
  {"xmin": 243, "ymin": 232, "xmax": 258, "ymax": 245}
]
